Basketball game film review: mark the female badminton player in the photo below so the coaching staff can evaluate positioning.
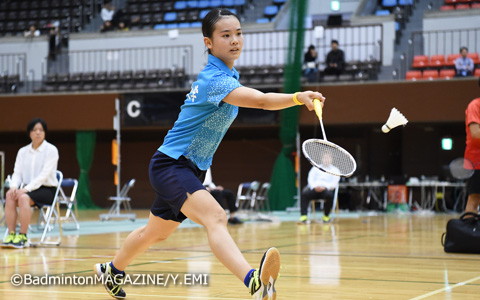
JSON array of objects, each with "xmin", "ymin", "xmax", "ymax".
[{"xmin": 95, "ymin": 8, "xmax": 325, "ymax": 299}]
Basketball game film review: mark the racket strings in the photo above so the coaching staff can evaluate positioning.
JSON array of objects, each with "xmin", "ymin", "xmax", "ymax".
[
  {"xmin": 303, "ymin": 141, "xmax": 356, "ymax": 176},
  {"xmin": 449, "ymin": 158, "xmax": 474, "ymax": 180}
]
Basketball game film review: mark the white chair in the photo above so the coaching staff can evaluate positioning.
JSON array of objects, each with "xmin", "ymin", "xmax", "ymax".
[
  {"xmin": 310, "ymin": 185, "xmax": 339, "ymax": 221},
  {"xmin": 254, "ymin": 182, "xmax": 271, "ymax": 211},
  {"xmin": 57, "ymin": 177, "xmax": 79, "ymax": 230},
  {"xmin": 31, "ymin": 170, "xmax": 64, "ymax": 246},
  {"xmin": 100, "ymin": 179, "xmax": 136, "ymax": 221},
  {"xmin": 235, "ymin": 181, "xmax": 260, "ymax": 210}
]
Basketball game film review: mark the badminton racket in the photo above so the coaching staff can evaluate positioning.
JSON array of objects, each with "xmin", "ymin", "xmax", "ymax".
[
  {"xmin": 449, "ymin": 157, "xmax": 474, "ymax": 180},
  {"xmin": 302, "ymin": 99, "xmax": 357, "ymax": 177}
]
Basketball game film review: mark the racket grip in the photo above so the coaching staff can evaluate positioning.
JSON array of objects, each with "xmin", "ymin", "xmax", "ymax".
[{"xmin": 313, "ymin": 99, "xmax": 323, "ymax": 120}]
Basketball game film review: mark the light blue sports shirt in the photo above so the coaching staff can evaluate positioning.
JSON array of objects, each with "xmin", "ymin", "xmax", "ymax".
[{"xmin": 158, "ymin": 54, "xmax": 242, "ymax": 170}]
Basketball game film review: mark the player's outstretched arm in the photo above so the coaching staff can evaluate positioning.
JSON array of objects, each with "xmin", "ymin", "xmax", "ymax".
[{"xmin": 223, "ymin": 86, "xmax": 324, "ymax": 111}]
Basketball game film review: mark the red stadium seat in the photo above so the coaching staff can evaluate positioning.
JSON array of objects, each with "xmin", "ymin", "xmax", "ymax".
[
  {"xmin": 472, "ymin": 3, "xmax": 480, "ymax": 8},
  {"xmin": 422, "ymin": 70, "xmax": 439, "ymax": 80},
  {"xmin": 406, "ymin": 70, "xmax": 422, "ymax": 80},
  {"xmin": 428, "ymin": 55, "xmax": 446, "ymax": 67},
  {"xmin": 412, "ymin": 55, "xmax": 429, "ymax": 68},
  {"xmin": 475, "ymin": 69, "xmax": 480, "ymax": 77},
  {"xmin": 446, "ymin": 54, "xmax": 461, "ymax": 66},
  {"xmin": 467, "ymin": 52, "xmax": 480, "ymax": 64},
  {"xmin": 439, "ymin": 69, "xmax": 455, "ymax": 79},
  {"xmin": 455, "ymin": 4, "xmax": 470, "ymax": 9},
  {"xmin": 444, "ymin": 0, "xmax": 459, "ymax": 4},
  {"xmin": 440, "ymin": 5, "xmax": 455, "ymax": 10}
]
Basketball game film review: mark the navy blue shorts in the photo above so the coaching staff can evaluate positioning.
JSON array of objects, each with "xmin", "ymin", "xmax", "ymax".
[
  {"xmin": 467, "ymin": 170, "xmax": 480, "ymax": 195},
  {"xmin": 149, "ymin": 151, "xmax": 207, "ymax": 222}
]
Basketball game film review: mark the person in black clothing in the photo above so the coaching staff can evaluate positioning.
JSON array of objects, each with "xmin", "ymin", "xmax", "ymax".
[
  {"xmin": 324, "ymin": 40, "xmax": 345, "ymax": 76},
  {"xmin": 303, "ymin": 44, "xmax": 318, "ymax": 82},
  {"xmin": 203, "ymin": 168, "xmax": 243, "ymax": 225},
  {"xmin": 48, "ymin": 25, "xmax": 60, "ymax": 61}
]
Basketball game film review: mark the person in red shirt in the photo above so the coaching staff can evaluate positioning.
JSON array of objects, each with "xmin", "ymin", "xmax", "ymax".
[{"xmin": 464, "ymin": 90, "xmax": 480, "ymax": 213}]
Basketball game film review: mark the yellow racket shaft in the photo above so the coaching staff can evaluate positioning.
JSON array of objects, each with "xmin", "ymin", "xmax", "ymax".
[{"xmin": 313, "ymin": 99, "xmax": 323, "ymax": 120}]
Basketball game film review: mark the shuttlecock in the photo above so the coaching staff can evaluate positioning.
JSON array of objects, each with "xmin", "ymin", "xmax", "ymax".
[{"xmin": 382, "ymin": 108, "xmax": 408, "ymax": 133}]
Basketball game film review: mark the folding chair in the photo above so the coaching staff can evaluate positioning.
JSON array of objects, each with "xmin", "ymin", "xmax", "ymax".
[
  {"xmin": 57, "ymin": 177, "xmax": 79, "ymax": 230},
  {"xmin": 31, "ymin": 170, "xmax": 64, "ymax": 246},
  {"xmin": 252, "ymin": 182, "xmax": 274, "ymax": 222},
  {"xmin": 235, "ymin": 181, "xmax": 260, "ymax": 210},
  {"xmin": 100, "ymin": 179, "xmax": 136, "ymax": 221},
  {"xmin": 310, "ymin": 185, "xmax": 340, "ymax": 221},
  {"xmin": 254, "ymin": 182, "xmax": 271, "ymax": 211}
]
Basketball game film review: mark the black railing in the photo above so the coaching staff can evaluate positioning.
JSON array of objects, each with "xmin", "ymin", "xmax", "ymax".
[{"xmin": 0, "ymin": 53, "xmax": 26, "ymax": 93}]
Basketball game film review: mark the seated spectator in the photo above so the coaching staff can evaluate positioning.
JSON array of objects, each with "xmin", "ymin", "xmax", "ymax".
[
  {"xmin": 298, "ymin": 156, "xmax": 340, "ymax": 224},
  {"xmin": 303, "ymin": 45, "xmax": 319, "ymax": 82},
  {"xmin": 118, "ymin": 21, "xmax": 129, "ymax": 32},
  {"xmin": 324, "ymin": 40, "xmax": 345, "ymax": 76},
  {"xmin": 100, "ymin": 1, "xmax": 116, "ymax": 32},
  {"xmin": 24, "ymin": 25, "xmax": 40, "ymax": 38},
  {"xmin": 455, "ymin": 47, "xmax": 475, "ymax": 77},
  {"xmin": 2, "ymin": 118, "xmax": 59, "ymax": 249},
  {"xmin": 203, "ymin": 168, "xmax": 243, "ymax": 225},
  {"xmin": 100, "ymin": 1, "xmax": 127, "ymax": 32}
]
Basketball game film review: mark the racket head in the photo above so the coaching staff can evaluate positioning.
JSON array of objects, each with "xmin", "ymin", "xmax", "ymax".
[
  {"xmin": 449, "ymin": 157, "xmax": 475, "ymax": 180},
  {"xmin": 302, "ymin": 138, "xmax": 357, "ymax": 177}
]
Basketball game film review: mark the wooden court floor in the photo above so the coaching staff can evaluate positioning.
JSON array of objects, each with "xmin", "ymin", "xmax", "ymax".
[{"xmin": 1, "ymin": 211, "xmax": 479, "ymax": 299}]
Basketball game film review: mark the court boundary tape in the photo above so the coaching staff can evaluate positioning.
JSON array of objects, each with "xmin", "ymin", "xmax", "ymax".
[{"xmin": 409, "ymin": 275, "xmax": 480, "ymax": 300}]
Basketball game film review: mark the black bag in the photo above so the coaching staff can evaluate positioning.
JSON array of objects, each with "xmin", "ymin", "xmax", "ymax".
[{"xmin": 442, "ymin": 212, "xmax": 480, "ymax": 254}]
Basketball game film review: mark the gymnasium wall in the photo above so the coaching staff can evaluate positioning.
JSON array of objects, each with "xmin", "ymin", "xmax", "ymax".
[
  {"xmin": 423, "ymin": 11, "xmax": 480, "ymax": 32},
  {"xmin": 0, "ymin": 37, "xmax": 48, "ymax": 81},
  {"xmin": 0, "ymin": 78, "xmax": 477, "ymax": 208}
]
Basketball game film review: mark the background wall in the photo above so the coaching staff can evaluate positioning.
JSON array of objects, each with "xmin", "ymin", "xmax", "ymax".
[
  {"xmin": 0, "ymin": 37, "xmax": 48, "ymax": 81},
  {"xmin": 423, "ymin": 11, "xmax": 480, "ymax": 32},
  {"xmin": 0, "ymin": 93, "xmax": 117, "ymax": 131}
]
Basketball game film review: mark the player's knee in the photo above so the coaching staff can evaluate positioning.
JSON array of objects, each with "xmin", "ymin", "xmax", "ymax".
[
  {"xmin": 208, "ymin": 207, "xmax": 228, "ymax": 227},
  {"xmin": 140, "ymin": 225, "xmax": 169, "ymax": 244}
]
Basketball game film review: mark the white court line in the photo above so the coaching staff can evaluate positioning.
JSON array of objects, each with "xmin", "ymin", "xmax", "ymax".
[
  {"xmin": 0, "ymin": 289, "xmax": 250, "ymax": 299},
  {"xmin": 409, "ymin": 275, "xmax": 480, "ymax": 300}
]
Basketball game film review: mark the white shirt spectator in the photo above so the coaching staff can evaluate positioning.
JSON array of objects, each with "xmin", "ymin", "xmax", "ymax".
[
  {"xmin": 203, "ymin": 168, "xmax": 216, "ymax": 189},
  {"xmin": 101, "ymin": 7, "xmax": 115, "ymax": 22},
  {"xmin": 307, "ymin": 166, "xmax": 340, "ymax": 191},
  {"xmin": 10, "ymin": 140, "xmax": 59, "ymax": 192}
]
